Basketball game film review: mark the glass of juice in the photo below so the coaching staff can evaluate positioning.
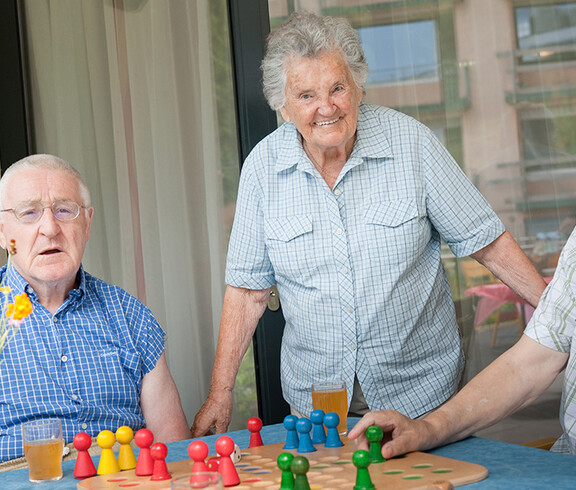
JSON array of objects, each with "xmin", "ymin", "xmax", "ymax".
[
  {"xmin": 172, "ymin": 472, "xmax": 224, "ymax": 489},
  {"xmin": 22, "ymin": 418, "xmax": 63, "ymax": 483},
  {"xmin": 312, "ymin": 380, "xmax": 348, "ymax": 434}
]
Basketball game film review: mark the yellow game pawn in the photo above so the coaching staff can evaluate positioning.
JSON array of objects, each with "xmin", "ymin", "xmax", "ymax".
[
  {"xmin": 97, "ymin": 430, "xmax": 121, "ymax": 475},
  {"xmin": 116, "ymin": 426, "xmax": 137, "ymax": 470}
]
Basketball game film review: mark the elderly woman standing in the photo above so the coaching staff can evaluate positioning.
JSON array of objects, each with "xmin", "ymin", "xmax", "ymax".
[{"xmin": 191, "ymin": 11, "xmax": 546, "ymax": 436}]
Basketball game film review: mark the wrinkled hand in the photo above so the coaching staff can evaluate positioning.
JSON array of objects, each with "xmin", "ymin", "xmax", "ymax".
[
  {"xmin": 348, "ymin": 410, "xmax": 436, "ymax": 459},
  {"xmin": 191, "ymin": 389, "xmax": 233, "ymax": 437}
]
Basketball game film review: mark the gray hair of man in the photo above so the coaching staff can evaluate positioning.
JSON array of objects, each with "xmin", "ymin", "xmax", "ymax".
[
  {"xmin": 261, "ymin": 11, "xmax": 369, "ymax": 111},
  {"xmin": 0, "ymin": 154, "xmax": 92, "ymax": 216}
]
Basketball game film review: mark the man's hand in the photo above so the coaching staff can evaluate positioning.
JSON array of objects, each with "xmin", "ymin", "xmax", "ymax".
[
  {"xmin": 348, "ymin": 411, "xmax": 437, "ymax": 459},
  {"xmin": 191, "ymin": 388, "xmax": 234, "ymax": 437}
]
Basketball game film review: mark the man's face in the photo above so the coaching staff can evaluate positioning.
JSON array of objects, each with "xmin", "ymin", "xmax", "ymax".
[{"xmin": 0, "ymin": 168, "xmax": 93, "ymax": 292}]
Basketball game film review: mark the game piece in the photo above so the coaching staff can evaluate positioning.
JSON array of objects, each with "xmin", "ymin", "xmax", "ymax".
[
  {"xmin": 150, "ymin": 442, "xmax": 171, "ymax": 481},
  {"xmin": 310, "ymin": 409, "xmax": 326, "ymax": 445},
  {"xmin": 73, "ymin": 432, "xmax": 97, "ymax": 479},
  {"xmin": 134, "ymin": 428, "xmax": 154, "ymax": 476},
  {"xmin": 277, "ymin": 452, "xmax": 295, "ymax": 490},
  {"xmin": 207, "ymin": 456, "xmax": 220, "ymax": 471},
  {"xmin": 352, "ymin": 449, "xmax": 374, "ymax": 490},
  {"xmin": 116, "ymin": 426, "xmax": 137, "ymax": 470},
  {"xmin": 366, "ymin": 425, "xmax": 386, "ymax": 463},
  {"xmin": 188, "ymin": 440, "xmax": 209, "ymax": 472},
  {"xmin": 247, "ymin": 416, "xmax": 264, "ymax": 447},
  {"xmin": 324, "ymin": 412, "xmax": 343, "ymax": 448},
  {"xmin": 96, "ymin": 430, "xmax": 121, "ymax": 475},
  {"xmin": 283, "ymin": 415, "xmax": 299, "ymax": 449},
  {"xmin": 214, "ymin": 435, "xmax": 240, "ymax": 487},
  {"xmin": 295, "ymin": 418, "xmax": 316, "ymax": 453},
  {"xmin": 290, "ymin": 455, "xmax": 310, "ymax": 490}
]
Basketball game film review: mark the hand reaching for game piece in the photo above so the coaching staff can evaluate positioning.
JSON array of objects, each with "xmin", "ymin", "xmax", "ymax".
[
  {"xmin": 191, "ymin": 388, "xmax": 234, "ymax": 437},
  {"xmin": 348, "ymin": 410, "xmax": 438, "ymax": 459}
]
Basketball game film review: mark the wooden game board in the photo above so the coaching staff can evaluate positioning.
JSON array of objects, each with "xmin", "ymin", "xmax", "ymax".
[{"xmin": 77, "ymin": 437, "xmax": 488, "ymax": 489}]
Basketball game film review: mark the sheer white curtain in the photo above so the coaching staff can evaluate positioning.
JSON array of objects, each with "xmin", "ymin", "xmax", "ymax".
[{"xmin": 22, "ymin": 0, "xmax": 227, "ymax": 424}]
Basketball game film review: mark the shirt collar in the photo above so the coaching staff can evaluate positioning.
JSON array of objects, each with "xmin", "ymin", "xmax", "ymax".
[
  {"xmin": 275, "ymin": 103, "xmax": 394, "ymax": 174},
  {"xmin": 3, "ymin": 264, "xmax": 86, "ymax": 304}
]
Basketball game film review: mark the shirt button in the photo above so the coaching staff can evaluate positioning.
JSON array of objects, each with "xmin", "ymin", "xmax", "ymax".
[
  {"xmin": 335, "ymin": 228, "xmax": 343, "ymax": 235},
  {"xmin": 53, "ymin": 317, "xmax": 58, "ymax": 323},
  {"xmin": 334, "ymin": 188, "xmax": 342, "ymax": 196},
  {"xmin": 349, "ymin": 343, "xmax": 357, "ymax": 351},
  {"xmin": 341, "ymin": 267, "xmax": 349, "ymax": 275},
  {"xmin": 81, "ymin": 423, "xmax": 88, "ymax": 430},
  {"xmin": 61, "ymin": 355, "xmax": 68, "ymax": 362},
  {"xmin": 346, "ymin": 306, "xmax": 353, "ymax": 313},
  {"xmin": 72, "ymin": 394, "xmax": 78, "ymax": 400}
]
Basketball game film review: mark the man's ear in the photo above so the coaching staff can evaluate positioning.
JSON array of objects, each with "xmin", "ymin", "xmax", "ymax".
[
  {"xmin": 84, "ymin": 206, "xmax": 94, "ymax": 242},
  {"xmin": 0, "ymin": 221, "xmax": 7, "ymax": 251}
]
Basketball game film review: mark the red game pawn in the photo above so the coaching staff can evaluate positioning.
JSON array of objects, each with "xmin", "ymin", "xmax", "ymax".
[
  {"xmin": 150, "ymin": 442, "xmax": 171, "ymax": 481},
  {"xmin": 207, "ymin": 456, "xmax": 220, "ymax": 472},
  {"xmin": 247, "ymin": 417, "xmax": 263, "ymax": 448},
  {"xmin": 188, "ymin": 440, "xmax": 209, "ymax": 473},
  {"xmin": 134, "ymin": 428, "xmax": 154, "ymax": 476},
  {"xmin": 73, "ymin": 432, "xmax": 97, "ymax": 479},
  {"xmin": 215, "ymin": 436, "xmax": 240, "ymax": 487}
]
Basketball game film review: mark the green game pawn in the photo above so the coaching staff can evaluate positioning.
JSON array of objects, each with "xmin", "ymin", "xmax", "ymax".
[
  {"xmin": 366, "ymin": 425, "xmax": 386, "ymax": 463},
  {"xmin": 290, "ymin": 455, "xmax": 311, "ymax": 490},
  {"xmin": 353, "ymin": 450, "xmax": 375, "ymax": 490},
  {"xmin": 277, "ymin": 452, "xmax": 295, "ymax": 490}
]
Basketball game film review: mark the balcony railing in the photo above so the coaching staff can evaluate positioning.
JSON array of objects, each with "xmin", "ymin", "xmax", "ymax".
[{"xmin": 502, "ymin": 44, "xmax": 576, "ymax": 104}]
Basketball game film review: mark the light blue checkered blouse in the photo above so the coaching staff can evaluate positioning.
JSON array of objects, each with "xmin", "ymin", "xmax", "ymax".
[
  {"xmin": 226, "ymin": 103, "xmax": 505, "ymax": 417},
  {"xmin": 0, "ymin": 265, "xmax": 165, "ymax": 462}
]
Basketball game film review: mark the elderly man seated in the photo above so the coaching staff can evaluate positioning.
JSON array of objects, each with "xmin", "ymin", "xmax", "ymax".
[{"xmin": 0, "ymin": 154, "xmax": 191, "ymax": 464}]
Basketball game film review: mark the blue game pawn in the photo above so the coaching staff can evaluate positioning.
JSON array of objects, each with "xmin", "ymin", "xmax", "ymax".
[
  {"xmin": 324, "ymin": 412, "xmax": 343, "ymax": 448},
  {"xmin": 296, "ymin": 418, "xmax": 316, "ymax": 453},
  {"xmin": 283, "ymin": 414, "xmax": 299, "ymax": 450},
  {"xmin": 310, "ymin": 409, "xmax": 326, "ymax": 445}
]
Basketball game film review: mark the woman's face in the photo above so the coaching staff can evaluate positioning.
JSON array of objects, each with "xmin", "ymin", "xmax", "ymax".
[{"xmin": 280, "ymin": 50, "xmax": 363, "ymax": 155}]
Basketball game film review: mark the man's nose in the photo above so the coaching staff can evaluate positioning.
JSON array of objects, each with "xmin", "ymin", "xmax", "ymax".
[{"xmin": 37, "ymin": 207, "xmax": 61, "ymax": 234}]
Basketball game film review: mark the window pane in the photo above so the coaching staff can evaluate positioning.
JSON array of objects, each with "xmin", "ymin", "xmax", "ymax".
[{"xmin": 359, "ymin": 21, "xmax": 439, "ymax": 85}]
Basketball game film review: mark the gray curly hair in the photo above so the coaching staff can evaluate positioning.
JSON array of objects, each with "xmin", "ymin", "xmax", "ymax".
[{"xmin": 261, "ymin": 11, "xmax": 369, "ymax": 111}]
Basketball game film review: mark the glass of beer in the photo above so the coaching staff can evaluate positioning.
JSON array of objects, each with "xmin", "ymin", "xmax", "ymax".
[
  {"xmin": 22, "ymin": 418, "xmax": 64, "ymax": 483},
  {"xmin": 312, "ymin": 380, "xmax": 348, "ymax": 434},
  {"xmin": 172, "ymin": 472, "xmax": 223, "ymax": 489}
]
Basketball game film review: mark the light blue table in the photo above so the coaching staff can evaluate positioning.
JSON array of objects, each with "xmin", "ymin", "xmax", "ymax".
[{"xmin": 2, "ymin": 418, "xmax": 575, "ymax": 489}]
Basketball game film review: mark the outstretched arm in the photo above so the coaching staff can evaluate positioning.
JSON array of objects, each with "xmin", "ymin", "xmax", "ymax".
[
  {"xmin": 140, "ymin": 352, "xmax": 192, "ymax": 442},
  {"xmin": 471, "ymin": 230, "xmax": 546, "ymax": 307},
  {"xmin": 349, "ymin": 335, "xmax": 567, "ymax": 458},
  {"xmin": 191, "ymin": 285, "xmax": 271, "ymax": 437}
]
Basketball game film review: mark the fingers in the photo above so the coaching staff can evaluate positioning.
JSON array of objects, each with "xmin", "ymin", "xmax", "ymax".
[
  {"xmin": 191, "ymin": 395, "xmax": 233, "ymax": 437},
  {"xmin": 348, "ymin": 410, "xmax": 422, "ymax": 459}
]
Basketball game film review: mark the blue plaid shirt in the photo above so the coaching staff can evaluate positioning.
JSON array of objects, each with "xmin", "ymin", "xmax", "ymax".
[
  {"xmin": 0, "ymin": 265, "xmax": 165, "ymax": 462},
  {"xmin": 226, "ymin": 103, "xmax": 505, "ymax": 418}
]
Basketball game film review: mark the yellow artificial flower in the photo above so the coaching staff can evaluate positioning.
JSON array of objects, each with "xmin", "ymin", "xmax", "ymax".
[
  {"xmin": 6, "ymin": 293, "xmax": 33, "ymax": 321},
  {"xmin": 0, "ymin": 286, "xmax": 10, "ymax": 295}
]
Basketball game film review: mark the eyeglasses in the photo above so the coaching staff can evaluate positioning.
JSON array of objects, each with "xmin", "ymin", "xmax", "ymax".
[{"xmin": 0, "ymin": 200, "xmax": 87, "ymax": 224}]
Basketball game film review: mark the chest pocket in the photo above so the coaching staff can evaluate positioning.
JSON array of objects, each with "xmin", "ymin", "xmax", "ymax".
[
  {"xmin": 264, "ymin": 215, "xmax": 314, "ymax": 281},
  {"xmin": 364, "ymin": 199, "xmax": 422, "ymax": 264},
  {"xmin": 365, "ymin": 199, "xmax": 419, "ymax": 227},
  {"xmin": 265, "ymin": 215, "xmax": 313, "ymax": 242}
]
